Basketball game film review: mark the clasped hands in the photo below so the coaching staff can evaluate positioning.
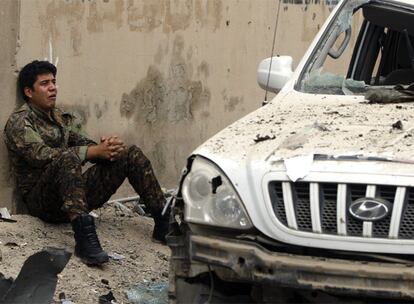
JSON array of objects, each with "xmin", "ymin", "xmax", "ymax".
[
  {"xmin": 87, "ymin": 135, "xmax": 126, "ymax": 161},
  {"xmin": 99, "ymin": 135, "xmax": 126, "ymax": 161}
]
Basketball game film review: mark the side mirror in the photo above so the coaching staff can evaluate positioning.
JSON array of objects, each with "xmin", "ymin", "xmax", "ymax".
[{"xmin": 257, "ymin": 56, "xmax": 293, "ymax": 93}]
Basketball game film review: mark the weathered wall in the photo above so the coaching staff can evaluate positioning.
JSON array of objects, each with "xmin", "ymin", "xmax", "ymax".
[
  {"xmin": 1, "ymin": 0, "xmax": 339, "ymax": 209},
  {"xmin": 0, "ymin": 0, "xmax": 19, "ymax": 211}
]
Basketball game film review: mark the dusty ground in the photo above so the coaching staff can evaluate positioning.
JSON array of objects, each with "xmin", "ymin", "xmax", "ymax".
[{"xmin": 0, "ymin": 202, "xmax": 170, "ymax": 303}]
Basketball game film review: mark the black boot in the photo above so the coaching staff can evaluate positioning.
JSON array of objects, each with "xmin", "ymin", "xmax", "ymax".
[
  {"xmin": 71, "ymin": 214, "xmax": 109, "ymax": 265},
  {"xmin": 152, "ymin": 215, "xmax": 169, "ymax": 245}
]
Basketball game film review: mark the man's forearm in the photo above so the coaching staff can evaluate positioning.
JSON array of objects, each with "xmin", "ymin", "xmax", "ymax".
[{"xmin": 85, "ymin": 145, "xmax": 101, "ymax": 161}]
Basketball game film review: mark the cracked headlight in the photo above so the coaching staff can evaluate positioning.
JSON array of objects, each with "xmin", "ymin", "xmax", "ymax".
[{"xmin": 182, "ymin": 157, "xmax": 252, "ymax": 229}]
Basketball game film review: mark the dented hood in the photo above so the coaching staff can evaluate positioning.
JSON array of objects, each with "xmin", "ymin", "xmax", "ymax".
[{"xmin": 195, "ymin": 90, "xmax": 414, "ymax": 164}]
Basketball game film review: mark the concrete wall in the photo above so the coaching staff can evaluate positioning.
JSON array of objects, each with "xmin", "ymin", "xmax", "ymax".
[
  {"xmin": 0, "ymin": 0, "xmax": 19, "ymax": 211},
  {"xmin": 1, "ymin": 0, "xmax": 338, "ymax": 211}
]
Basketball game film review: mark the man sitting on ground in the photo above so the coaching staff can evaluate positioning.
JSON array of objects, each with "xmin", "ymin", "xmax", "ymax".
[{"xmin": 3, "ymin": 60, "xmax": 169, "ymax": 265}]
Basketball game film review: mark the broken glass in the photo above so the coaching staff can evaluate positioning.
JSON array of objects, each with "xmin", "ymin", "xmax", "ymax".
[
  {"xmin": 302, "ymin": 69, "xmax": 367, "ymax": 95},
  {"xmin": 297, "ymin": 0, "xmax": 385, "ymax": 96}
]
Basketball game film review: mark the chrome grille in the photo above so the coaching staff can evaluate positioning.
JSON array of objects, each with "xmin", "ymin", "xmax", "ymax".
[
  {"xmin": 295, "ymin": 183, "xmax": 312, "ymax": 232},
  {"xmin": 347, "ymin": 184, "xmax": 364, "ymax": 236},
  {"xmin": 372, "ymin": 186, "xmax": 395, "ymax": 238},
  {"xmin": 399, "ymin": 188, "xmax": 414, "ymax": 239},
  {"xmin": 320, "ymin": 183, "xmax": 338, "ymax": 234},
  {"xmin": 268, "ymin": 182, "xmax": 287, "ymax": 226},
  {"xmin": 268, "ymin": 182, "xmax": 409, "ymax": 239}
]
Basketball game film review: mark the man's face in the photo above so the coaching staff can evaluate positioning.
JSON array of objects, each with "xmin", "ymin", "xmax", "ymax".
[{"xmin": 24, "ymin": 73, "xmax": 57, "ymax": 112}]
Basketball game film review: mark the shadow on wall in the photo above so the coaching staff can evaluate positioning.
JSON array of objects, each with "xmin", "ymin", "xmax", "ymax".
[
  {"xmin": 2, "ymin": 77, "xmax": 27, "ymax": 213},
  {"xmin": 120, "ymin": 36, "xmax": 211, "ymax": 125},
  {"xmin": 120, "ymin": 64, "xmax": 211, "ymax": 124},
  {"xmin": 119, "ymin": 62, "xmax": 211, "ymax": 179},
  {"xmin": 119, "ymin": 36, "xmax": 212, "ymax": 180},
  {"xmin": 118, "ymin": 34, "xmax": 246, "ymax": 183}
]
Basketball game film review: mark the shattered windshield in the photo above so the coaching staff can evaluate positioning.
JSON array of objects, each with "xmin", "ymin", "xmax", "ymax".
[{"xmin": 297, "ymin": 0, "xmax": 414, "ymax": 98}]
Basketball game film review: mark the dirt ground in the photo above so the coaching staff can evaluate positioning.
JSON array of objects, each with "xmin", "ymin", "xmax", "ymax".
[{"xmin": 0, "ymin": 202, "xmax": 170, "ymax": 303}]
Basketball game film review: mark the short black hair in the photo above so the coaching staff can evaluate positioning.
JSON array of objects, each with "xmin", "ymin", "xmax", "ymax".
[{"xmin": 18, "ymin": 60, "xmax": 57, "ymax": 101}]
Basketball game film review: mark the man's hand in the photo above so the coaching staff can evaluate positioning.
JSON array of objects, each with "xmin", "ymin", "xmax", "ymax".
[
  {"xmin": 102, "ymin": 136, "xmax": 125, "ymax": 161},
  {"xmin": 87, "ymin": 135, "xmax": 125, "ymax": 161}
]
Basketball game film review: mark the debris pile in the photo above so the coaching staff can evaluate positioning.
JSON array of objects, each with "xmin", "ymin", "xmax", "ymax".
[{"xmin": 0, "ymin": 202, "xmax": 170, "ymax": 302}]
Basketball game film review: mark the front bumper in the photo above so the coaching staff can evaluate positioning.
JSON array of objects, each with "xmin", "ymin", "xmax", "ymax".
[{"xmin": 189, "ymin": 234, "xmax": 414, "ymax": 299}]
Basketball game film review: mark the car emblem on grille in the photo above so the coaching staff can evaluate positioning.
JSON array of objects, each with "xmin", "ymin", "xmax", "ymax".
[{"xmin": 349, "ymin": 197, "xmax": 392, "ymax": 221}]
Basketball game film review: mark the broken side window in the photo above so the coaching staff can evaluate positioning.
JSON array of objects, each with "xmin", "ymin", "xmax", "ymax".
[{"xmin": 297, "ymin": 0, "xmax": 414, "ymax": 96}]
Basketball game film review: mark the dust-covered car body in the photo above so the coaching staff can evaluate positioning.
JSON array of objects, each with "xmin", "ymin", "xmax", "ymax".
[{"xmin": 168, "ymin": 0, "xmax": 414, "ymax": 302}]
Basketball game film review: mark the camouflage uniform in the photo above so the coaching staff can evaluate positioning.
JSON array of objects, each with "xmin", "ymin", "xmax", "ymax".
[{"xmin": 4, "ymin": 103, "xmax": 165, "ymax": 223}]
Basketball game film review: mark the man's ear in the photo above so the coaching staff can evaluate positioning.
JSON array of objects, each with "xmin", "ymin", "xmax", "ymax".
[{"xmin": 24, "ymin": 87, "xmax": 33, "ymax": 99}]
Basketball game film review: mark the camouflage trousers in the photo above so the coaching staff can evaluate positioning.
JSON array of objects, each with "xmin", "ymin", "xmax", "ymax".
[{"xmin": 23, "ymin": 145, "xmax": 165, "ymax": 223}]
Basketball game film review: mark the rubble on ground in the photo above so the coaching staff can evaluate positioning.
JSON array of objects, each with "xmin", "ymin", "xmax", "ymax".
[{"xmin": 0, "ymin": 202, "xmax": 170, "ymax": 303}]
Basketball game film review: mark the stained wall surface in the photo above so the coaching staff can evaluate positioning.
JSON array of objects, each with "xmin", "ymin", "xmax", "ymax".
[
  {"xmin": 0, "ymin": 0, "xmax": 19, "ymax": 211},
  {"xmin": 1, "ymin": 0, "xmax": 339, "ymax": 210}
]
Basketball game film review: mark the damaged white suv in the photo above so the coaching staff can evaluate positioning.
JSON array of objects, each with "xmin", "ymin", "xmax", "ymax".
[{"xmin": 168, "ymin": 0, "xmax": 414, "ymax": 302}]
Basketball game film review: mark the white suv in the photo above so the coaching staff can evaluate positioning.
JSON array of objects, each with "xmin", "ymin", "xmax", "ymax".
[{"xmin": 168, "ymin": 0, "xmax": 414, "ymax": 302}]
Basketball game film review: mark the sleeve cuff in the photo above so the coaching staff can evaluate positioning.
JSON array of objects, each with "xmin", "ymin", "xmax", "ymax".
[{"xmin": 78, "ymin": 146, "xmax": 89, "ymax": 162}]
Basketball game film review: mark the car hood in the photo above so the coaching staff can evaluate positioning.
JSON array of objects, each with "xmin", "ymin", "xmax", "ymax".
[{"xmin": 195, "ymin": 90, "xmax": 414, "ymax": 165}]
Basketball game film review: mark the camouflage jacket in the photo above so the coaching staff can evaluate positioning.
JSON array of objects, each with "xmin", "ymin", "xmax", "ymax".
[{"xmin": 3, "ymin": 103, "xmax": 96, "ymax": 197}]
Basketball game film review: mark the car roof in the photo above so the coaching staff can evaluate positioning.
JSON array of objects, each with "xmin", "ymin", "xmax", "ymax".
[
  {"xmin": 392, "ymin": 0, "xmax": 414, "ymax": 5},
  {"xmin": 374, "ymin": 0, "xmax": 414, "ymax": 6}
]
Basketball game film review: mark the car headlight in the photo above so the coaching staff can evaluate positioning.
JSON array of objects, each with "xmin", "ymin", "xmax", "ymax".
[{"xmin": 182, "ymin": 156, "xmax": 252, "ymax": 229}]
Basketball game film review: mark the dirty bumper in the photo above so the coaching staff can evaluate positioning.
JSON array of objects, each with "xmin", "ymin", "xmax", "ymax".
[{"xmin": 189, "ymin": 235, "xmax": 414, "ymax": 299}]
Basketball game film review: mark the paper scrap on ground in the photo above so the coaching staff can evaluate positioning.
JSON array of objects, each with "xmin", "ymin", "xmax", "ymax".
[
  {"xmin": 0, "ymin": 208, "xmax": 11, "ymax": 219},
  {"xmin": 108, "ymin": 252, "xmax": 125, "ymax": 261},
  {"xmin": 284, "ymin": 154, "xmax": 314, "ymax": 182}
]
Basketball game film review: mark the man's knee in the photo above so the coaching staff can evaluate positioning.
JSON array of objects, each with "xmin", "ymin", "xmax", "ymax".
[{"xmin": 124, "ymin": 145, "xmax": 152, "ymax": 168}]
